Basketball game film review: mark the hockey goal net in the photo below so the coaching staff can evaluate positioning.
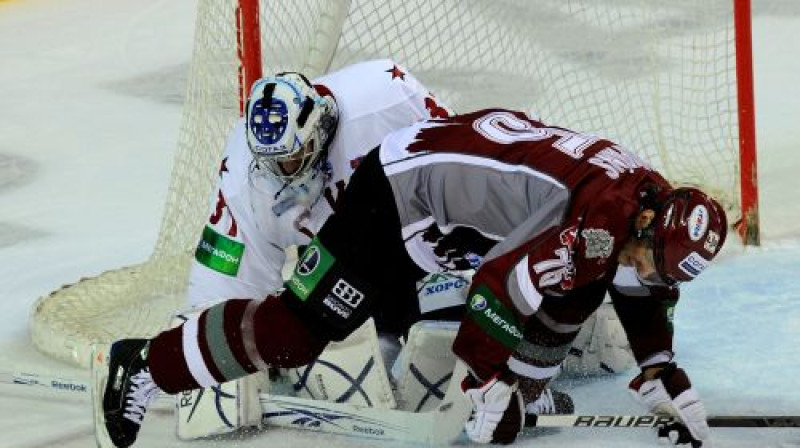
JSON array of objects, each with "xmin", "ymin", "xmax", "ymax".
[{"xmin": 31, "ymin": 0, "xmax": 758, "ymax": 368}]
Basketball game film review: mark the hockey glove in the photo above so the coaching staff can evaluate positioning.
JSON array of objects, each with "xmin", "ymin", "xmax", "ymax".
[
  {"xmin": 462, "ymin": 371, "xmax": 524, "ymax": 444},
  {"xmin": 629, "ymin": 362, "xmax": 710, "ymax": 447}
]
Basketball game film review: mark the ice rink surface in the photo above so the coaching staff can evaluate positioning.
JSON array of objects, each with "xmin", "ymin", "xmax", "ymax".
[{"xmin": 0, "ymin": 0, "xmax": 799, "ymax": 447}]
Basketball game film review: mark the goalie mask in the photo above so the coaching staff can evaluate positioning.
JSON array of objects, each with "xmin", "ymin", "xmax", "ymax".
[
  {"xmin": 649, "ymin": 187, "xmax": 728, "ymax": 285},
  {"xmin": 245, "ymin": 73, "xmax": 338, "ymax": 183}
]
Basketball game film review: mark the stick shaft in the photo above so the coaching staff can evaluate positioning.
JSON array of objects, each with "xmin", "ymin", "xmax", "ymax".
[
  {"xmin": 0, "ymin": 370, "xmax": 90, "ymax": 394},
  {"xmin": 0, "ymin": 370, "xmax": 172, "ymax": 405},
  {"xmin": 707, "ymin": 416, "xmax": 800, "ymax": 428}
]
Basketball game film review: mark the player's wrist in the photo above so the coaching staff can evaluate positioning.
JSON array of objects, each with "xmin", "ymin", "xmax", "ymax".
[{"xmin": 641, "ymin": 361, "xmax": 674, "ymax": 381}]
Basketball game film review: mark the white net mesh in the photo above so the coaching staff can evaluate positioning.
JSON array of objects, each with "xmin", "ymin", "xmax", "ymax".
[{"xmin": 31, "ymin": 0, "xmax": 743, "ymax": 367}]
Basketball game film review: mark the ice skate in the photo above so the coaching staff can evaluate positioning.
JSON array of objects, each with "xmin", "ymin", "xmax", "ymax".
[{"xmin": 92, "ymin": 339, "xmax": 159, "ymax": 448}]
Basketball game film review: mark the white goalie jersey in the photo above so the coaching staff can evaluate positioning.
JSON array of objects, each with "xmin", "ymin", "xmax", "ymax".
[{"xmin": 187, "ymin": 60, "xmax": 452, "ymax": 307}]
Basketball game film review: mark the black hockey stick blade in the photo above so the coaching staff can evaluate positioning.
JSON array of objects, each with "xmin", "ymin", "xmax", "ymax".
[
  {"xmin": 707, "ymin": 416, "xmax": 800, "ymax": 428},
  {"xmin": 525, "ymin": 414, "xmax": 800, "ymax": 429}
]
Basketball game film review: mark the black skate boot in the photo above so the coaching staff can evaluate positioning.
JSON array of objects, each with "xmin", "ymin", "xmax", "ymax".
[
  {"xmin": 526, "ymin": 388, "xmax": 575, "ymax": 416},
  {"xmin": 100, "ymin": 339, "xmax": 160, "ymax": 447}
]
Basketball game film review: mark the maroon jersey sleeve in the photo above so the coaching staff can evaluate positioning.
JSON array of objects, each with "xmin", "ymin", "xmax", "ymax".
[
  {"xmin": 452, "ymin": 194, "xmax": 635, "ymax": 379},
  {"xmin": 530, "ymin": 192, "xmax": 636, "ymax": 296},
  {"xmin": 609, "ymin": 283, "xmax": 679, "ymax": 366}
]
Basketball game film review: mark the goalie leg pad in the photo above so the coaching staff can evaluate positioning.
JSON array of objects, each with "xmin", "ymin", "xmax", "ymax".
[
  {"xmin": 168, "ymin": 310, "xmax": 271, "ymax": 440},
  {"xmin": 288, "ymin": 318, "xmax": 397, "ymax": 409},
  {"xmin": 562, "ymin": 301, "xmax": 636, "ymax": 376},
  {"xmin": 175, "ymin": 373, "xmax": 269, "ymax": 440},
  {"xmin": 392, "ymin": 320, "xmax": 460, "ymax": 412}
]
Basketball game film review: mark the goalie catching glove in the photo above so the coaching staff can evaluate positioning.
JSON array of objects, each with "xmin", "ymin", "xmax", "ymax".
[
  {"xmin": 629, "ymin": 362, "xmax": 710, "ymax": 447},
  {"xmin": 462, "ymin": 370, "xmax": 524, "ymax": 444}
]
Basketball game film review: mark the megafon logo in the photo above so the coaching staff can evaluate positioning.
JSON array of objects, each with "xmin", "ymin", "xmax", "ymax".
[
  {"xmin": 470, "ymin": 294, "xmax": 488, "ymax": 311},
  {"xmin": 297, "ymin": 246, "xmax": 321, "ymax": 276}
]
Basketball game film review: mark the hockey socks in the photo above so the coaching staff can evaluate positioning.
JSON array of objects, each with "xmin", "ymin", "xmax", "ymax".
[{"xmin": 148, "ymin": 297, "xmax": 326, "ymax": 394}]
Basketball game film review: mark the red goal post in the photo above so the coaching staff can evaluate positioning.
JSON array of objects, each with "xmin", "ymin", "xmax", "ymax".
[
  {"xmin": 30, "ymin": 0, "xmax": 759, "ymax": 368},
  {"xmin": 733, "ymin": 0, "xmax": 759, "ymax": 245}
]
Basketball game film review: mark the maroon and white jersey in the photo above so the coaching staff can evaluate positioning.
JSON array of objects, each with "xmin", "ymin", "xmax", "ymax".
[
  {"xmin": 379, "ymin": 109, "xmax": 672, "ymax": 316},
  {"xmin": 187, "ymin": 60, "xmax": 451, "ymax": 307}
]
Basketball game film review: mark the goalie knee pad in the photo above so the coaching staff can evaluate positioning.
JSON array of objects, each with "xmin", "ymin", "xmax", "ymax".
[
  {"xmin": 284, "ymin": 237, "xmax": 375, "ymax": 341},
  {"xmin": 562, "ymin": 301, "xmax": 636, "ymax": 375},
  {"xmin": 175, "ymin": 374, "xmax": 269, "ymax": 440},
  {"xmin": 392, "ymin": 320, "xmax": 460, "ymax": 412},
  {"xmin": 287, "ymin": 318, "xmax": 397, "ymax": 409}
]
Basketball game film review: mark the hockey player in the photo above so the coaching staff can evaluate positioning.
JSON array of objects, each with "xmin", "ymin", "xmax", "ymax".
[
  {"xmin": 179, "ymin": 61, "xmax": 570, "ymax": 437},
  {"xmin": 98, "ymin": 110, "xmax": 727, "ymax": 447},
  {"xmin": 187, "ymin": 59, "xmax": 453, "ymax": 327},
  {"xmin": 179, "ymin": 60, "xmax": 461, "ymax": 429}
]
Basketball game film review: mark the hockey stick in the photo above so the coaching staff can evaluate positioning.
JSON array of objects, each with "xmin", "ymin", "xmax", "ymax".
[
  {"xmin": 8, "ymin": 367, "xmax": 796, "ymax": 435},
  {"xmin": 259, "ymin": 400, "xmax": 800, "ymax": 445},
  {"xmin": 526, "ymin": 414, "xmax": 800, "ymax": 429},
  {"xmin": 0, "ymin": 369, "xmax": 172, "ymax": 406},
  {"xmin": 259, "ymin": 394, "xmax": 800, "ymax": 446},
  {"xmin": 259, "ymin": 360, "xmax": 472, "ymax": 445},
  {"xmin": 0, "ymin": 370, "xmax": 91, "ymax": 395}
]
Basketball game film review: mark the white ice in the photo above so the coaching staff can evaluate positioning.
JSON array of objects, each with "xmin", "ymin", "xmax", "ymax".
[{"xmin": 0, "ymin": 0, "xmax": 798, "ymax": 447}]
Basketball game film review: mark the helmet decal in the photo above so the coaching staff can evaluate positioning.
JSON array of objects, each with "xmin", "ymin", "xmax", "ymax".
[
  {"xmin": 687, "ymin": 204, "xmax": 708, "ymax": 242},
  {"xmin": 651, "ymin": 187, "xmax": 727, "ymax": 284},
  {"xmin": 677, "ymin": 251, "xmax": 710, "ymax": 278},
  {"xmin": 248, "ymin": 97, "xmax": 289, "ymax": 148},
  {"xmin": 704, "ymin": 230, "xmax": 721, "ymax": 253}
]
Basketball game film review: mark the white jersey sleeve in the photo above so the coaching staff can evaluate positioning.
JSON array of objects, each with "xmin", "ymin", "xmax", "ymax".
[{"xmin": 187, "ymin": 120, "xmax": 317, "ymax": 307}]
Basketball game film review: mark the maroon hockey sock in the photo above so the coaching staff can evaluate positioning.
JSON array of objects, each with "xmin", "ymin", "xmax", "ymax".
[
  {"xmin": 148, "ymin": 323, "xmax": 200, "ymax": 394},
  {"xmin": 251, "ymin": 297, "xmax": 328, "ymax": 368},
  {"xmin": 148, "ymin": 298, "xmax": 326, "ymax": 394}
]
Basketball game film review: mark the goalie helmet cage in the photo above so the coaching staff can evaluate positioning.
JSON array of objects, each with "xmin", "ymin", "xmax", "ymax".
[{"xmin": 30, "ymin": 0, "xmax": 759, "ymax": 368}]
